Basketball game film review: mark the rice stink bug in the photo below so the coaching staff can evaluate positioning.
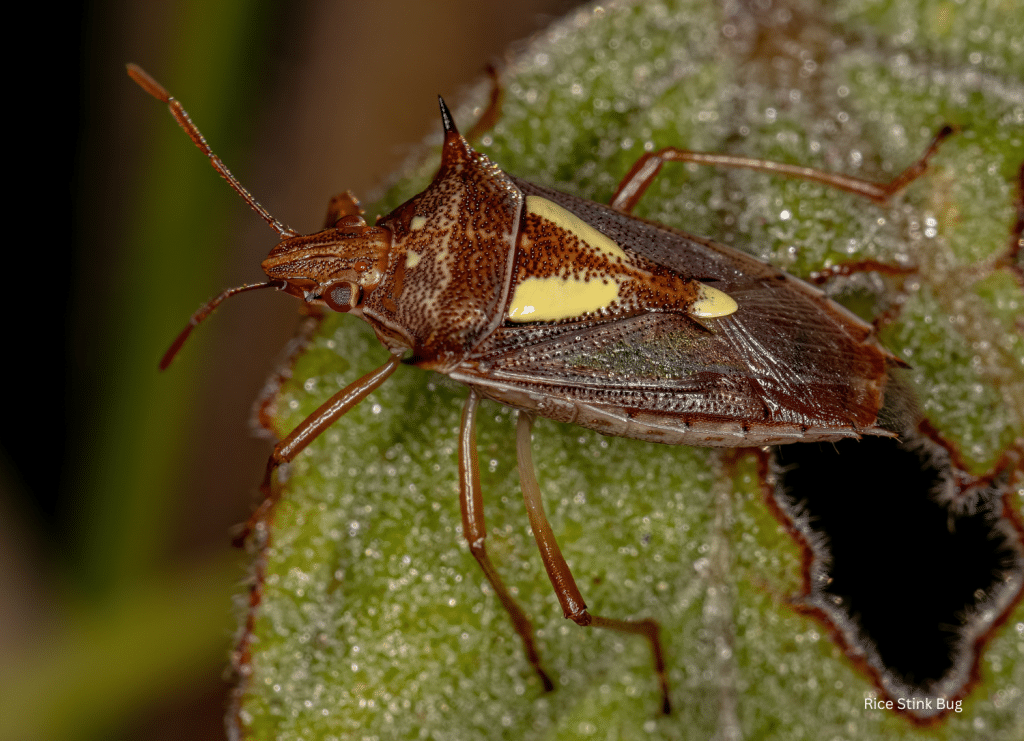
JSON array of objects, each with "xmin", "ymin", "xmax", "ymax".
[{"xmin": 128, "ymin": 63, "xmax": 953, "ymax": 712}]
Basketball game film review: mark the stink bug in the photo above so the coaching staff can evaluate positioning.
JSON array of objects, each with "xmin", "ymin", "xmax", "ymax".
[{"xmin": 128, "ymin": 63, "xmax": 953, "ymax": 713}]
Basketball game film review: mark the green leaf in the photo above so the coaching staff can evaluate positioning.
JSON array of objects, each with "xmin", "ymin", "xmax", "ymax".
[{"xmin": 240, "ymin": 1, "xmax": 1024, "ymax": 738}]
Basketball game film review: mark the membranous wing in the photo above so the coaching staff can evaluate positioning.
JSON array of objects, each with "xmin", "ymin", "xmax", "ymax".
[{"xmin": 449, "ymin": 180, "xmax": 896, "ymax": 447}]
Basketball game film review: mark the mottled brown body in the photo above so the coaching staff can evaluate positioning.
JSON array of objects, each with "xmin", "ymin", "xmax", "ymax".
[
  {"xmin": 130, "ymin": 62, "xmax": 951, "ymax": 713},
  {"xmin": 335, "ymin": 122, "xmax": 896, "ymax": 447},
  {"xmin": 365, "ymin": 135, "xmax": 522, "ymax": 369},
  {"xmin": 454, "ymin": 178, "xmax": 895, "ymax": 446}
]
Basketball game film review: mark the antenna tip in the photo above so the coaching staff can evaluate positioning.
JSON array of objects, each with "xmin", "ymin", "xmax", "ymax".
[{"xmin": 126, "ymin": 63, "xmax": 171, "ymax": 103}]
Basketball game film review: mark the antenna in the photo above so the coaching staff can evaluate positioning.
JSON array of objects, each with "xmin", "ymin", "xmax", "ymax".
[{"xmin": 127, "ymin": 64, "xmax": 299, "ymax": 238}]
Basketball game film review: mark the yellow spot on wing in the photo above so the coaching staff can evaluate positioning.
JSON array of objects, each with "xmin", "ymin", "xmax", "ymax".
[
  {"xmin": 508, "ymin": 276, "xmax": 620, "ymax": 322},
  {"xmin": 405, "ymin": 250, "xmax": 422, "ymax": 270},
  {"xmin": 526, "ymin": 196, "xmax": 628, "ymax": 261},
  {"xmin": 690, "ymin": 284, "xmax": 737, "ymax": 317},
  {"xmin": 410, "ymin": 215, "xmax": 427, "ymax": 231}
]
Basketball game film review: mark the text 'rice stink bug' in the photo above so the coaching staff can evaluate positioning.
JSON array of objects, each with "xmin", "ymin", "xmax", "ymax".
[{"xmin": 128, "ymin": 63, "xmax": 953, "ymax": 712}]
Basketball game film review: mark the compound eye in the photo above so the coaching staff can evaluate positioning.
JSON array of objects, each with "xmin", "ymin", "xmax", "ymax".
[{"xmin": 322, "ymin": 281, "xmax": 361, "ymax": 312}]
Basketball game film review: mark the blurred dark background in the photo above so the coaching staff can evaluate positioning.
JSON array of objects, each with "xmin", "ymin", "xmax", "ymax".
[{"xmin": 0, "ymin": 2, "xmax": 584, "ymax": 739}]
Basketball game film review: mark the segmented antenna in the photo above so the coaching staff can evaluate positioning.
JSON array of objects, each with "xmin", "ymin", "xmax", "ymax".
[
  {"xmin": 128, "ymin": 64, "xmax": 296, "ymax": 368},
  {"xmin": 127, "ymin": 63, "xmax": 299, "ymax": 238},
  {"xmin": 158, "ymin": 281, "xmax": 284, "ymax": 370}
]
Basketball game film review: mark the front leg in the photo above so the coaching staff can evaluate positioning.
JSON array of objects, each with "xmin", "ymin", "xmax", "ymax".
[
  {"xmin": 236, "ymin": 353, "xmax": 402, "ymax": 546},
  {"xmin": 322, "ymin": 190, "xmax": 364, "ymax": 228}
]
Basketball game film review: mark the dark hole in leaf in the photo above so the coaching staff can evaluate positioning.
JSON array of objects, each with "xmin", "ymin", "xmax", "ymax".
[{"xmin": 773, "ymin": 435, "xmax": 1021, "ymax": 692}]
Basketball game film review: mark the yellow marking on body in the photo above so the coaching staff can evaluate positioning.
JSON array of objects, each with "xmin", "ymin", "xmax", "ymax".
[
  {"xmin": 526, "ymin": 196, "xmax": 628, "ymax": 261},
  {"xmin": 507, "ymin": 275, "xmax": 620, "ymax": 322},
  {"xmin": 405, "ymin": 250, "xmax": 422, "ymax": 270},
  {"xmin": 690, "ymin": 284, "xmax": 737, "ymax": 317},
  {"xmin": 410, "ymin": 215, "xmax": 427, "ymax": 231}
]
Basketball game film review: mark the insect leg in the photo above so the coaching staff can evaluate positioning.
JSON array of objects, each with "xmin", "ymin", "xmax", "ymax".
[
  {"xmin": 235, "ymin": 353, "xmax": 403, "ymax": 546},
  {"xmin": 464, "ymin": 64, "xmax": 504, "ymax": 143},
  {"xmin": 323, "ymin": 191, "xmax": 364, "ymax": 228},
  {"xmin": 996, "ymin": 161, "xmax": 1024, "ymax": 279},
  {"xmin": 610, "ymin": 125, "xmax": 957, "ymax": 214},
  {"xmin": 515, "ymin": 412, "xmax": 671, "ymax": 713},
  {"xmin": 459, "ymin": 390, "xmax": 554, "ymax": 691}
]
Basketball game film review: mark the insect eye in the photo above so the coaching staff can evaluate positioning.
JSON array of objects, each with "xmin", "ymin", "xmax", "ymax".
[{"xmin": 322, "ymin": 281, "xmax": 361, "ymax": 312}]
